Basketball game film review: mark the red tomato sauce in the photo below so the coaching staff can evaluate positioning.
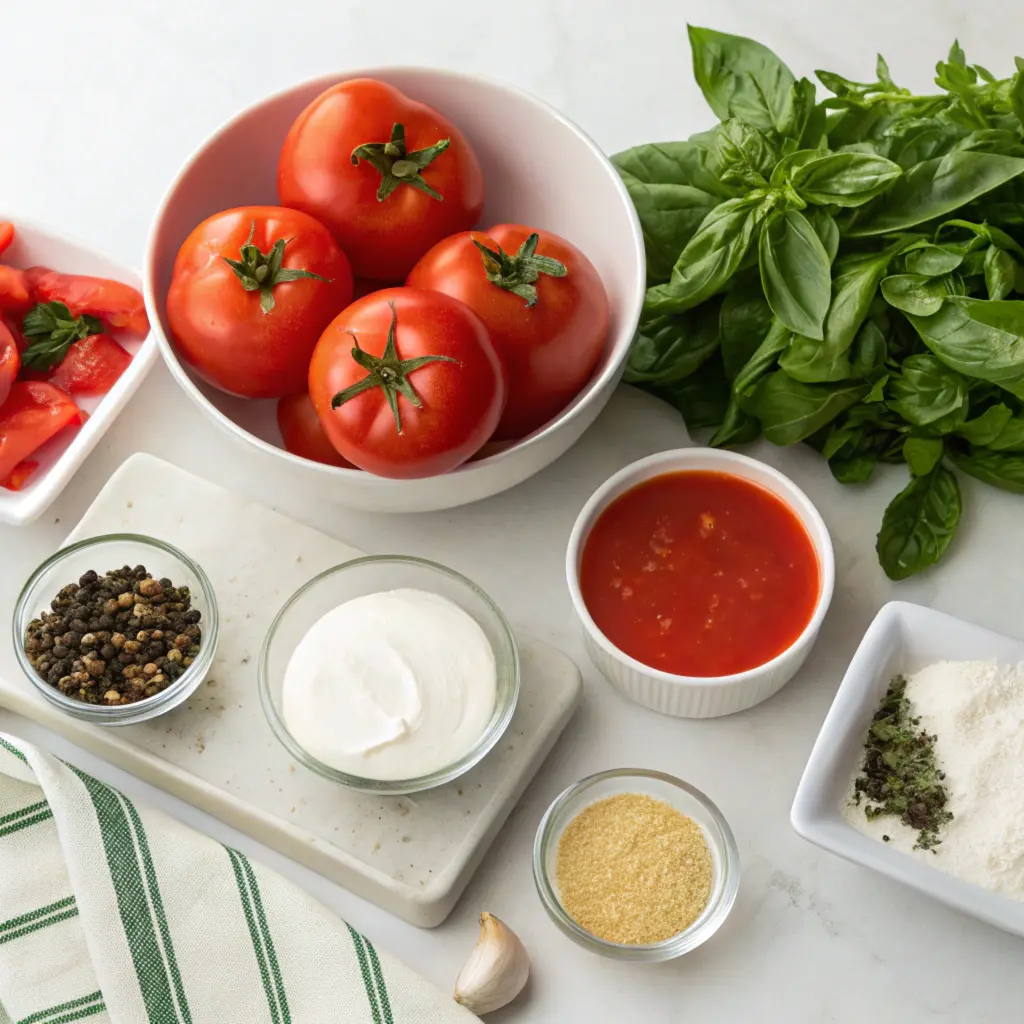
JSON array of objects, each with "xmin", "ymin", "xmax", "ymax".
[{"xmin": 579, "ymin": 471, "xmax": 820, "ymax": 677}]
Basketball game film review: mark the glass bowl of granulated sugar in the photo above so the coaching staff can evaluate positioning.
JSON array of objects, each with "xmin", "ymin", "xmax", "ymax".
[{"xmin": 532, "ymin": 768, "xmax": 740, "ymax": 960}]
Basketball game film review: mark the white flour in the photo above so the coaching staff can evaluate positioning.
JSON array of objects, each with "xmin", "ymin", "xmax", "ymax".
[{"xmin": 844, "ymin": 660, "xmax": 1024, "ymax": 901}]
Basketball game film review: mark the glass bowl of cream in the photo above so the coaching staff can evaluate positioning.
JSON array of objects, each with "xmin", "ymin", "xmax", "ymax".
[{"xmin": 258, "ymin": 554, "xmax": 520, "ymax": 794}]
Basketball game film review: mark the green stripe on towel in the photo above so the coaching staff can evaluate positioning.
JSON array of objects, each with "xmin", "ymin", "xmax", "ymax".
[
  {"xmin": 0, "ymin": 897, "xmax": 78, "ymax": 946},
  {"xmin": 0, "ymin": 808, "xmax": 53, "ymax": 840},
  {"xmin": 0, "ymin": 739, "xmax": 27, "ymax": 764},
  {"xmin": 15, "ymin": 990, "xmax": 104, "ymax": 1024},
  {"xmin": 227, "ymin": 848, "xmax": 292, "ymax": 1024},
  {"xmin": 363, "ymin": 937, "xmax": 394, "ymax": 1024},
  {"xmin": 347, "ymin": 925, "xmax": 383, "ymax": 1024},
  {"xmin": 71, "ymin": 766, "xmax": 193, "ymax": 1024}
]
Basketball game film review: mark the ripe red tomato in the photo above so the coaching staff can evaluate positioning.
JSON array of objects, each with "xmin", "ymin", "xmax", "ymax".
[
  {"xmin": 407, "ymin": 225, "xmax": 610, "ymax": 441},
  {"xmin": 0, "ymin": 223, "xmax": 14, "ymax": 257},
  {"xmin": 26, "ymin": 269, "xmax": 149, "ymax": 337},
  {"xmin": 308, "ymin": 288, "xmax": 506, "ymax": 478},
  {"xmin": 50, "ymin": 334, "xmax": 132, "ymax": 396},
  {"xmin": 278, "ymin": 79, "xmax": 484, "ymax": 281},
  {"xmin": 0, "ymin": 266, "xmax": 31, "ymax": 314},
  {"xmin": 167, "ymin": 207, "xmax": 353, "ymax": 399},
  {"xmin": 0, "ymin": 320, "xmax": 20, "ymax": 407},
  {"xmin": 277, "ymin": 392, "xmax": 353, "ymax": 468},
  {"xmin": 0, "ymin": 381, "xmax": 82, "ymax": 483}
]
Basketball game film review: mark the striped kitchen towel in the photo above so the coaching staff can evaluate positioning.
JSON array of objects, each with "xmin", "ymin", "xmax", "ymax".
[{"xmin": 0, "ymin": 734, "xmax": 477, "ymax": 1024}]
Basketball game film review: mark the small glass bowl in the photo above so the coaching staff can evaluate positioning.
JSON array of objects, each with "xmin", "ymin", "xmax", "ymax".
[
  {"xmin": 258, "ymin": 554, "xmax": 520, "ymax": 795},
  {"xmin": 533, "ymin": 768, "xmax": 740, "ymax": 960},
  {"xmin": 13, "ymin": 533, "xmax": 219, "ymax": 726}
]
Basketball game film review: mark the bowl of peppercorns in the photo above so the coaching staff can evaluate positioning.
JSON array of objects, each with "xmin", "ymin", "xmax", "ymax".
[{"xmin": 13, "ymin": 533, "xmax": 218, "ymax": 725}]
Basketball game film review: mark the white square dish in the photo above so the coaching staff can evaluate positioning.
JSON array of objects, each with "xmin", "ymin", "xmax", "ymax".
[
  {"xmin": 791, "ymin": 600, "xmax": 1024, "ymax": 938},
  {"xmin": 0, "ymin": 215, "xmax": 156, "ymax": 525}
]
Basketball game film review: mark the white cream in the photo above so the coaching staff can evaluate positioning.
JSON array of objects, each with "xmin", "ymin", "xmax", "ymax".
[{"xmin": 282, "ymin": 588, "xmax": 497, "ymax": 781}]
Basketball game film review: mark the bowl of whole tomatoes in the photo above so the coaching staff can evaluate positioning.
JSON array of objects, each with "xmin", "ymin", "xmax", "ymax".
[{"xmin": 144, "ymin": 68, "xmax": 645, "ymax": 512}]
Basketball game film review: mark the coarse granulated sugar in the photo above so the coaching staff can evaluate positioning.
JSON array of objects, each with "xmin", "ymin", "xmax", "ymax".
[{"xmin": 845, "ymin": 660, "xmax": 1024, "ymax": 900}]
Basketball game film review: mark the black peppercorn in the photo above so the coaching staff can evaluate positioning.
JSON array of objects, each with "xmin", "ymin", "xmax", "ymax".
[{"xmin": 24, "ymin": 563, "xmax": 203, "ymax": 705}]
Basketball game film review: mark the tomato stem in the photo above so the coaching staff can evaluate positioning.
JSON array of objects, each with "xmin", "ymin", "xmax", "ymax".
[
  {"xmin": 330, "ymin": 301, "xmax": 459, "ymax": 433},
  {"xmin": 351, "ymin": 123, "xmax": 451, "ymax": 203},
  {"xmin": 222, "ymin": 221, "xmax": 331, "ymax": 314},
  {"xmin": 472, "ymin": 232, "xmax": 567, "ymax": 307}
]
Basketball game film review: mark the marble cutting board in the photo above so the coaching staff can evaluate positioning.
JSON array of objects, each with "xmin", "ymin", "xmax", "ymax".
[{"xmin": 0, "ymin": 453, "xmax": 582, "ymax": 927}]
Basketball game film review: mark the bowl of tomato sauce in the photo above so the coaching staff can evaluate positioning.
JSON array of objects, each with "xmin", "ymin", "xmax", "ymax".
[{"xmin": 566, "ymin": 449, "xmax": 835, "ymax": 718}]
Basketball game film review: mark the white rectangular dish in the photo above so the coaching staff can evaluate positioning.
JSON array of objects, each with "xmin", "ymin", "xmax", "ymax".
[
  {"xmin": 791, "ymin": 600, "xmax": 1024, "ymax": 938},
  {"xmin": 0, "ymin": 214, "xmax": 157, "ymax": 525},
  {"xmin": 0, "ymin": 453, "xmax": 582, "ymax": 926}
]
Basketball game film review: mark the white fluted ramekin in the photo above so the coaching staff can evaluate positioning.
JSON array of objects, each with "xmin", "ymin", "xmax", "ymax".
[{"xmin": 566, "ymin": 448, "xmax": 834, "ymax": 718}]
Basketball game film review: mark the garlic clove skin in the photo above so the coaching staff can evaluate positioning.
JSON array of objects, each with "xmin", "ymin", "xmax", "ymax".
[{"xmin": 454, "ymin": 912, "xmax": 530, "ymax": 1015}]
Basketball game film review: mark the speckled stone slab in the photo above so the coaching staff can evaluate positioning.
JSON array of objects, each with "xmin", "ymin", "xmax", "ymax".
[{"xmin": 0, "ymin": 453, "xmax": 581, "ymax": 926}]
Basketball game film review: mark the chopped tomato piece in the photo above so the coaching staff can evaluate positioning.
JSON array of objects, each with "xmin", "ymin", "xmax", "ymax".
[
  {"xmin": 1, "ymin": 460, "xmax": 39, "ymax": 491},
  {"xmin": 50, "ymin": 334, "xmax": 131, "ymax": 396},
  {"xmin": 26, "ymin": 269, "xmax": 149, "ymax": 337},
  {"xmin": 0, "ymin": 266, "xmax": 31, "ymax": 313},
  {"xmin": 0, "ymin": 320, "xmax": 20, "ymax": 407},
  {"xmin": 0, "ymin": 223, "xmax": 14, "ymax": 257},
  {"xmin": 0, "ymin": 381, "xmax": 82, "ymax": 481}
]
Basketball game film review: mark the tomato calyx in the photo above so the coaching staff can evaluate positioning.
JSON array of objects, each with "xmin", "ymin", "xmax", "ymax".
[
  {"xmin": 472, "ymin": 232, "xmax": 567, "ymax": 308},
  {"xmin": 351, "ymin": 123, "xmax": 452, "ymax": 203},
  {"xmin": 222, "ymin": 221, "xmax": 332, "ymax": 314},
  {"xmin": 330, "ymin": 300, "xmax": 459, "ymax": 434},
  {"xmin": 21, "ymin": 301, "xmax": 104, "ymax": 371}
]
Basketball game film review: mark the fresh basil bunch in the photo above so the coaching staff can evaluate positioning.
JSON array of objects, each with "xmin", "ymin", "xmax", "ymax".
[{"xmin": 615, "ymin": 26, "xmax": 1024, "ymax": 580}]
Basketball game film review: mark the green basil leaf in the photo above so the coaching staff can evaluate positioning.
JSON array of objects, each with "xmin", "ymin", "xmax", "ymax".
[
  {"xmin": 645, "ymin": 195, "xmax": 772, "ymax": 316},
  {"xmin": 740, "ymin": 372, "xmax": 868, "ymax": 445},
  {"xmin": 864, "ymin": 372, "xmax": 890, "ymax": 404},
  {"xmin": 888, "ymin": 354, "xmax": 969, "ymax": 427},
  {"xmin": 903, "ymin": 436, "xmax": 945, "ymax": 476},
  {"xmin": 876, "ymin": 465, "xmax": 961, "ymax": 580},
  {"xmin": 688, "ymin": 25, "xmax": 796, "ymax": 131},
  {"xmin": 907, "ymin": 297, "xmax": 1024, "ymax": 398},
  {"xmin": 732, "ymin": 318, "xmax": 792, "ymax": 396},
  {"xmin": 1011, "ymin": 64, "xmax": 1024, "ymax": 130},
  {"xmin": 984, "ymin": 246, "xmax": 1017, "ymax": 300},
  {"xmin": 987, "ymin": 417, "xmax": 1024, "ymax": 450},
  {"xmin": 779, "ymin": 250, "xmax": 894, "ymax": 382},
  {"xmin": 848, "ymin": 150, "xmax": 1024, "ymax": 236},
  {"xmin": 612, "ymin": 141, "xmax": 736, "ymax": 199},
  {"xmin": 790, "ymin": 151, "xmax": 903, "ymax": 207},
  {"xmin": 806, "ymin": 207, "xmax": 840, "ymax": 264},
  {"xmin": 649, "ymin": 353, "xmax": 731, "ymax": 431},
  {"xmin": 719, "ymin": 276, "xmax": 773, "ymax": 380},
  {"xmin": 880, "ymin": 273, "xmax": 948, "ymax": 316},
  {"xmin": 709, "ymin": 397, "xmax": 761, "ymax": 447},
  {"xmin": 948, "ymin": 447, "xmax": 1024, "ymax": 493},
  {"xmin": 624, "ymin": 302, "xmax": 722, "ymax": 385},
  {"xmin": 936, "ymin": 217, "xmax": 1024, "ymax": 259},
  {"xmin": 956, "ymin": 403, "xmax": 1014, "ymax": 445},
  {"xmin": 715, "ymin": 119, "xmax": 778, "ymax": 188},
  {"xmin": 903, "ymin": 245, "xmax": 964, "ymax": 276},
  {"xmin": 831, "ymin": 452, "xmax": 879, "ymax": 483},
  {"xmin": 758, "ymin": 209, "xmax": 832, "ymax": 339},
  {"xmin": 618, "ymin": 175, "xmax": 720, "ymax": 284},
  {"xmin": 851, "ymin": 319, "xmax": 889, "ymax": 378},
  {"xmin": 777, "ymin": 77, "xmax": 819, "ymax": 142}
]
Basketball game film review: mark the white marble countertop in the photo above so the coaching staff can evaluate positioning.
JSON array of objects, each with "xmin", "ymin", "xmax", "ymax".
[{"xmin": 4, "ymin": 1, "xmax": 1024, "ymax": 1020}]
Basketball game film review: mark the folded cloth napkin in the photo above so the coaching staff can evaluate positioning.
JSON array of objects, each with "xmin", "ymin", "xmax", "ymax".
[{"xmin": 0, "ymin": 734, "xmax": 477, "ymax": 1024}]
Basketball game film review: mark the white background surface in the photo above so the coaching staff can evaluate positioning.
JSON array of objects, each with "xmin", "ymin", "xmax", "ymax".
[{"xmin": 3, "ymin": 1, "xmax": 1024, "ymax": 1020}]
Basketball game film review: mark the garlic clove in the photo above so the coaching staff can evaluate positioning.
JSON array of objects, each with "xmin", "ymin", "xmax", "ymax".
[{"xmin": 454, "ymin": 912, "xmax": 530, "ymax": 1015}]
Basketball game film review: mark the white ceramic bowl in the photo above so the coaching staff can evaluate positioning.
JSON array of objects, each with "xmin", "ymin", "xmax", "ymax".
[
  {"xmin": 792, "ymin": 601, "xmax": 1024, "ymax": 939},
  {"xmin": 0, "ymin": 215, "xmax": 156, "ymax": 526},
  {"xmin": 144, "ymin": 68, "xmax": 645, "ymax": 513},
  {"xmin": 566, "ymin": 448, "xmax": 835, "ymax": 718}
]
